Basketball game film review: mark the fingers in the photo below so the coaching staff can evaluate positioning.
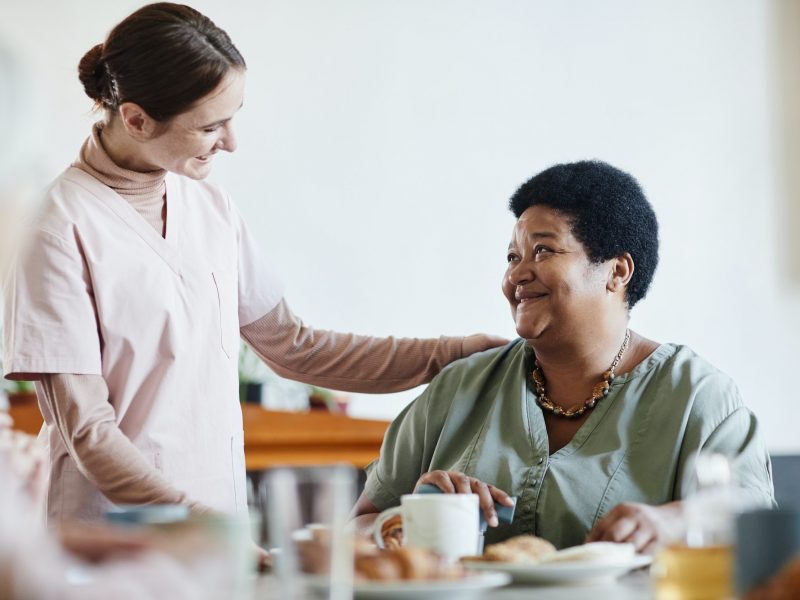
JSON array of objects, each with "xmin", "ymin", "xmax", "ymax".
[
  {"xmin": 463, "ymin": 334, "xmax": 510, "ymax": 356},
  {"xmin": 451, "ymin": 471, "xmax": 473, "ymax": 495},
  {"xmin": 628, "ymin": 525, "xmax": 655, "ymax": 553},
  {"xmin": 487, "ymin": 483, "xmax": 515, "ymax": 507},
  {"xmin": 471, "ymin": 479, "xmax": 498, "ymax": 527},
  {"xmin": 415, "ymin": 471, "xmax": 456, "ymax": 494},
  {"xmin": 414, "ymin": 471, "xmax": 510, "ymax": 528},
  {"xmin": 587, "ymin": 503, "xmax": 634, "ymax": 542},
  {"xmin": 603, "ymin": 516, "xmax": 638, "ymax": 543},
  {"xmin": 587, "ymin": 502, "xmax": 662, "ymax": 553}
]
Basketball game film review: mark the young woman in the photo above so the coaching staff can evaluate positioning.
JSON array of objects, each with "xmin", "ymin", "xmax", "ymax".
[{"xmin": 2, "ymin": 3, "xmax": 505, "ymax": 525}]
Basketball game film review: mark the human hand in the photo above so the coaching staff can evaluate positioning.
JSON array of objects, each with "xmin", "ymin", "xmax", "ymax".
[
  {"xmin": 0, "ymin": 418, "xmax": 48, "ymax": 508},
  {"xmin": 414, "ymin": 470, "xmax": 514, "ymax": 528},
  {"xmin": 253, "ymin": 543, "xmax": 271, "ymax": 572},
  {"xmin": 462, "ymin": 334, "xmax": 510, "ymax": 357},
  {"xmin": 57, "ymin": 522, "xmax": 149, "ymax": 562},
  {"xmin": 586, "ymin": 501, "xmax": 683, "ymax": 554}
]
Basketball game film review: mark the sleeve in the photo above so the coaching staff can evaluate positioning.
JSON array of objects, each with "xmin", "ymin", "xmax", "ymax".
[
  {"xmin": 37, "ymin": 373, "xmax": 205, "ymax": 509},
  {"xmin": 3, "ymin": 228, "xmax": 102, "ymax": 379},
  {"xmin": 673, "ymin": 375, "xmax": 775, "ymax": 507},
  {"xmin": 232, "ymin": 206, "xmax": 284, "ymax": 327},
  {"xmin": 701, "ymin": 407, "xmax": 775, "ymax": 507},
  {"xmin": 240, "ymin": 299, "xmax": 468, "ymax": 393},
  {"xmin": 362, "ymin": 382, "xmax": 448, "ymax": 509}
]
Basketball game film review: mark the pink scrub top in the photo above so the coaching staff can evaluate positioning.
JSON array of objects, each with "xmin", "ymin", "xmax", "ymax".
[{"xmin": 3, "ymin": 167, "xmax": 283, "ymax": 521}]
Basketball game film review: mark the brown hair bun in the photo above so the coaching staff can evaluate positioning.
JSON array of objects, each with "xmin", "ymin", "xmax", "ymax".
[
  {"xmin": 77, "ymin": 43, "xmax": 113, "ymax": 107},
  {"xmin": 75, "ymin": 3, "xmax": 245, "ymax": 120}
]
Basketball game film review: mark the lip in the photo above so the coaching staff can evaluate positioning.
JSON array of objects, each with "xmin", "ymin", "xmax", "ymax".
[
  {"xmin": 515, "ymin": 290, "xmax": 548, "ymax": 304},
  {"xmin": 195, "ymin": 151, "xmax": 217, "ymax": 162}
]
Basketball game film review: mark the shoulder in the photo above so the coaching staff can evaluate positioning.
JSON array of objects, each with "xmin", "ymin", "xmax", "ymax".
[
  {"xmin": 407, "ymin": 338, "xmax": 527, "ymax": 418},
  {"xmin": 29, "ymin": 168, "xmax": 103, "ymax": 243},
  {"xmin": 645, "ymin": 343, "xmax": 744, "ymax": 427},
  {"xmin": 431, "ymin": 338, "xmax": 528, "ymax": 390}
]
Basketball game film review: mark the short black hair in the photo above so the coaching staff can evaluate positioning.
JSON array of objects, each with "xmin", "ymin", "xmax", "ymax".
[{"xmin": 508, "ymin": 160, "xmax": 659, "ymax": 307}]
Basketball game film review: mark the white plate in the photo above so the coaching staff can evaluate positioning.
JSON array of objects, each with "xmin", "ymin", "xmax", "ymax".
[
  {"xmin": 464, "ymin": 554, "xmax": 652, "ymax": 585},
  {"xmin": 306, "ymin": 571, "xmax": 511, "ymax": 599}
]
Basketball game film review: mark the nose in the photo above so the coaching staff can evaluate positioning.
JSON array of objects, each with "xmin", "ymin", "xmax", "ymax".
[
  {"xmin": 506, "ymin": 259, "xmax": 533, "ymax": 287},
  {"xmin": 218, "ymin": 122, "xmax": 237, "ymax": 153}
]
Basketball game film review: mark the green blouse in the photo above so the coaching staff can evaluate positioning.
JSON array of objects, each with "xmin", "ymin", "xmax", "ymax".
[{"xmin": 364, "ymin": 339, "xmax": 775, "ymax": 549}]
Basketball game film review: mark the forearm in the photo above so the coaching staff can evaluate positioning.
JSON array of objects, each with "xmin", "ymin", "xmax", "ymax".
[
  {"xmin": 38, "ymin": 374, "xmax": 198, "ymax": 508},
  {"xmin": 241, "ymin": 298, "xmax": 471, "ymax": 393},
  {"xmin": 352, "ymin": 513, "xmax": 380, "ymax": 539}
]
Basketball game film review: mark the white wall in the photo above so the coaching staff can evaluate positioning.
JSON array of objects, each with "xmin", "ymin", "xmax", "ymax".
[{"xmin": 2, "ymin": 1, "xmax": 798, "ymax": 452}]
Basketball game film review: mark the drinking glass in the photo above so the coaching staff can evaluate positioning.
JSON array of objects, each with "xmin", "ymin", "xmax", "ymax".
[{"xmin": 260, "ymin": 465, "xmax": 357, "ymax": 600}]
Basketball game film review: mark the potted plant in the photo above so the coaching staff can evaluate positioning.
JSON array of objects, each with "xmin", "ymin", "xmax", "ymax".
[
  {"xmin": 5, "ymin": 379, "xmax": 36, "ymax": 407},
  {"xmin": 238, "ymin": 342, "xmax": 268, "ymax": 404},
  {"xmin": 308, "ymin": 386, "xmax": 349, "ymax": 414}
]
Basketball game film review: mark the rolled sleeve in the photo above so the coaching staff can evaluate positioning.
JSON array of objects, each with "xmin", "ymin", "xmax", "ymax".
[{"xmin": 3, "ymin": 229, "xmax": 102, "ymax": 378}]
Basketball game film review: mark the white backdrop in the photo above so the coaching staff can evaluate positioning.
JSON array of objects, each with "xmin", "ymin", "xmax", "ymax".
[{"xmin": 2, "ymin": 1, "xmax": 798, "ymax": 452}]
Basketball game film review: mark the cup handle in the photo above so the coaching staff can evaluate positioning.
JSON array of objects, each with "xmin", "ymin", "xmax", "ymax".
[{"xmin": 372, "ymin": 506, "xmax": 403, "ymax": 549}]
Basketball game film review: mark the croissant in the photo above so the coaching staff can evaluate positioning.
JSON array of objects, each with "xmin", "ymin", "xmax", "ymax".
[{"xmin": 380, "ymin": 514, "xmax": 404, "ymax": 549}]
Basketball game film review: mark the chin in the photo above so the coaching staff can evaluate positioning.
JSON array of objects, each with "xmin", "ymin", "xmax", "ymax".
[
  {"xmin": 178, "ymin": 164, "xmax": 213, "ymax": 180},
  {"xmin": 515, "ymin": 318, "xmax": 545, "ymax": 342}
]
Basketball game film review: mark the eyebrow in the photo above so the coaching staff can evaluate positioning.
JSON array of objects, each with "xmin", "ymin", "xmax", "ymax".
[
  {"xmin": 528, "ymin": 231, "xmax": 558, "ymax": 240},
  {"xmin": 199, "ymin": 101, "xmax": 244, "ymax": 129}
]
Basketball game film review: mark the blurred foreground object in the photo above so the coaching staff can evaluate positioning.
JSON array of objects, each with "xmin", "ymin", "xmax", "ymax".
[
  {"xmin": 652, "ymin": 453, "xmax": 759, "ymax": 600},
  {"xmin": 262, "ymin": 465, "xmax": 356, "ymax": 600},
  {"xmin": 736, "ymin": 508, "xmax": 800, "ymax": 597},
  {"xmin": 744, "ymin": 556, "xmax": 800, "ymax": 600}
]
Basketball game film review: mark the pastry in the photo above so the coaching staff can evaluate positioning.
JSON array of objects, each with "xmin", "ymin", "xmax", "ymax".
[
  {"xmin": 380, "ymin": 513, "xmax": 404, "ymax": 549},
  {"xmin": 539, "ymin": 541, "xmax": 635, "ymax": 564},
  {"xmin": 480, "ymin": 535, "xmax": 557, "ymax": 563}
]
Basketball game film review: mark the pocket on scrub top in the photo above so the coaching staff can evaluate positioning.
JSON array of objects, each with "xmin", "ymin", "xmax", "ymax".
[{"xmin": 212, "ymin": 270, "xmax": 240, "ymax": 359}]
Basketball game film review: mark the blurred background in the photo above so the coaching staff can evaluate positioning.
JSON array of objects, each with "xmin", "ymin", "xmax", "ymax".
[{"xmin": 1, "ymin": 0, "xmax": 798, "ymax": 452}]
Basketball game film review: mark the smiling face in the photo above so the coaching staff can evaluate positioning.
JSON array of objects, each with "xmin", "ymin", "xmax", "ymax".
[
  {"xmin": 502, "ymin": 205, "xmax": 615, "ymax": 342},
  {"xmin": 134, "ymin": 68, "xmax": 245, "ymax": 179}
]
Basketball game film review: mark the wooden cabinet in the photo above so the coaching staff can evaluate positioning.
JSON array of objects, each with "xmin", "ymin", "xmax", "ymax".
[{"xmin": 7, "ymin": 401, "xmax": 388, "ymax": 469}]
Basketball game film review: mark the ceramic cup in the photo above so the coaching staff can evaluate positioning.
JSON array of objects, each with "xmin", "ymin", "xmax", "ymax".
[
  {"xmin": 373, "ymin": 493, "xmax": 480, "ymax": 561},
  {"xmin": 735, "ymin": 508, "xmax": 800, "ymax": 594}
]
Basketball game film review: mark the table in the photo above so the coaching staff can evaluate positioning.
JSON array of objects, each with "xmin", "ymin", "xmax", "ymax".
[{"xmin": 252, "ymin": 570, "xmax": 653, "ymax": 599}]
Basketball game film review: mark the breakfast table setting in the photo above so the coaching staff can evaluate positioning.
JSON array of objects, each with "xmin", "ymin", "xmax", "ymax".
[
  {"xmin": 240, "ymin": 461, "xmax": 800, "ymax": 600},
  {"xmin": 252, "ymin": 569, "xmax": 653, "ymax": 599}
]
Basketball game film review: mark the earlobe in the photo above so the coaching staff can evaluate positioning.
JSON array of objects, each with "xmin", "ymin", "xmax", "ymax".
[
  {"xmin": 606, "ymin": 253, "xmax": 635, "ymax": 294},
  {"xmin": 118, "ymin": 102, "xmax": 153, "ymax": 140}
]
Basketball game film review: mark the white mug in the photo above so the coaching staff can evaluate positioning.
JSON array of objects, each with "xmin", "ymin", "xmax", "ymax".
[{"xmin": 373, "ymin": 493, "xmax": 480, "ymax": 560}]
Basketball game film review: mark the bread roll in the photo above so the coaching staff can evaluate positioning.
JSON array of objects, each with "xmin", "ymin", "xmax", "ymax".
[{"xmin": 482, "ymin": 535, "xmax": 556, "ymax": 563}]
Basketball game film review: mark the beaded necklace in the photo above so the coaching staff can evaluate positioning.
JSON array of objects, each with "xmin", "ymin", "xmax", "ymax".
[{"xmin": 532, "ymin": 329, "xmax": 631, "ymax": 419}]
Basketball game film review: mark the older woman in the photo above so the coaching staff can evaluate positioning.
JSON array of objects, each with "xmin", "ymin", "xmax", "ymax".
[{"xmin": 353, "ymin": 160, "xmax": 775, "ymax": 552}]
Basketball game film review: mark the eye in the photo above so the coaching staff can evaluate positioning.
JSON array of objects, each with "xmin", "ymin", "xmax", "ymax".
[
  {"xmin": 534, "ymin": 245, "xmax": 552, "ymax": 255},
  {"xmin": 507, "ymin": 252, "xmax": 519, "ymax": 263},
  {"xmin": 203, "ymin": 125, "xmax": 221, "ymax": 134}
]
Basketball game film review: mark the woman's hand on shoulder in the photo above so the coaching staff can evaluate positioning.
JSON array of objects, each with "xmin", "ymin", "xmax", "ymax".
[
  {"xmin": 586, "ymin": 501, "xmax": 683, "ymax": 554},
  {"xmin": 414, "ymin": 470, "xmax": 514, "ymax": 528},
  {"xmin": 462, "ymin": 334, "xmax": 510, "ymax": 357}
]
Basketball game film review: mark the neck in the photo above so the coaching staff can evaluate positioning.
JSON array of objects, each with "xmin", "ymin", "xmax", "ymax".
[
  {"xmin": 530, "ymin": 316, "xmax": 631, "ymax": 405},
  {"xmin": 101, "ymin": 119, "xmax": 161, "ymax": 173}
]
